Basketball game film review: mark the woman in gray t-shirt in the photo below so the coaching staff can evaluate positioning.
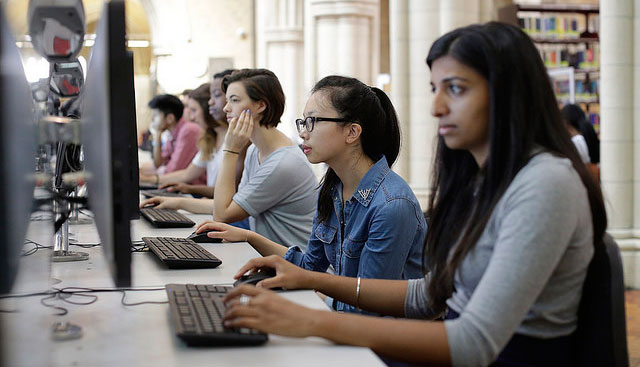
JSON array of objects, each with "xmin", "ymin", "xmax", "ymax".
[
  {"xmin": 220, "ymin": 23, "xmax": 607, "ymax": 366},
  {"xmin": 206, "ymin": 69, "xmax": 317, "ymax": 248}
]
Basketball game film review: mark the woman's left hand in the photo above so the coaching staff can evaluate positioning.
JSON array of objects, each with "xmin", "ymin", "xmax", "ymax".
[
  {"xmin": 223, "ymin": 285, "xmax": 319, "ymax": 337},
  {"xmin": 224, "ymin": 109, "xmax": 254, "ymax": 152}
]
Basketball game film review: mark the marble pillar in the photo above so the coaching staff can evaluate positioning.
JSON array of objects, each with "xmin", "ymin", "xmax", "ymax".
[
  {"xmin": 304, "ymin": 0, "xmax": 380, "ymax": 91},
  {"xmin": 600, "ymin": 0, "xmax": 634, "ymax": 238},
  {"xmin": 389, "ymin": 0, "xmax": 410, "ymax": 179},
  {"xmin": 256, "ymin": 0, "xmax": 305, "ymax": 141}
]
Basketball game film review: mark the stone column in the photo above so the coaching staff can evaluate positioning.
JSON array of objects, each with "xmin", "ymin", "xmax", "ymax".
[
  {"xmin": 633, "ymin": 0, "xmax": 640, "ymax": 236},
  {"xmin": 600, "ymin": 0, "xmax": 635, "ymax": 238},
  {"xmin": 439, "ymin": 0, "xmax": 479, "ymax": 34},
  {"xmin": 256, "ymin": 0, "xmax": 305, "ymax": 141},
  {"xmin": 405, "ymin": 0, "xmax": 440, "ymax": 206},
  {"xmin": 304, "ymin": 0, "xmax": 380, "ymax": 91},
  {"xmin": 389, "ymin": 0, "xmax": 410, "ymax": 179}
]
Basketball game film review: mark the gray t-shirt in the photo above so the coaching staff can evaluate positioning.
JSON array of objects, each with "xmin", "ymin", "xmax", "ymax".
[
  {"xmin": 233, "ymin": 144, "xmax": 317, "ymax": 250},
  {"xmin": 404, "ymin": 152, "xmax": 594, "ymax": 366}
]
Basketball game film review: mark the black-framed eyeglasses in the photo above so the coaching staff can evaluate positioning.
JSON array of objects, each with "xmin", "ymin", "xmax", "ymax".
[{"xmin": 295, "ymin": 116, "xmax": 350, "ymax": 133}]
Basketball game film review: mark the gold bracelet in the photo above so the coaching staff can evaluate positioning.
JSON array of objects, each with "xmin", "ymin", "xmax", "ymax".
[
  {"xmin": 244, "ymin": 230, "xmax": 249, "ymax": 243},
  {"xmin": 223, "ymin": 149, "xmax": 240, "ymax": 155}
]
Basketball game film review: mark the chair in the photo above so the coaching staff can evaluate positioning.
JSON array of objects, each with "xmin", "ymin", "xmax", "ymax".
[{"xmin": 573, "ymin": 233, "xmax": 629, "ymax": 367}]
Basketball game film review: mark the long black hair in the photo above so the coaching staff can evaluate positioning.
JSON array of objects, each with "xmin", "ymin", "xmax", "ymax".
[
  {"xmin": 312, "ymin": 76, "xmax": 401, "ymax": 224},
  {"xmin": 423, "ymin": 22, "xmax": 607, "ymax": 316}
]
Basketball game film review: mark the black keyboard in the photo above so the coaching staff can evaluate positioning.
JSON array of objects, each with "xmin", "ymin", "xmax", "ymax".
[
  {"xmin": 139, "ymin": 207, "xmax": 195, "ymax": 228},
  {"xmin": 166, "ymin": 283, "xmax": 268, "ymax": 346},
  {"xmin": 141, "ymin": 189, "xmax": 184, "ymax": 198},
  {"xmin": 138, "ymin": 182, "xmax": 158, "ymax": 190},
  {"xmin": 142, "ymin": 237, "xmax": 222, "ymax": 269}
]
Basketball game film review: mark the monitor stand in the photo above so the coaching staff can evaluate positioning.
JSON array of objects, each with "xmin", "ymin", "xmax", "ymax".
[
  {"xmin": 52, "ymin": 193, "xmax": 88, "ymax": 262},
  {"xmin": 66, "ymin": 187, "xmax": 92, "ymax": 225}
]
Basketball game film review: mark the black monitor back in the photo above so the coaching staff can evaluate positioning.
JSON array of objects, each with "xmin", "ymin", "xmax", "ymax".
[
  {"xmin": 0, "ymin": 5, "xmax": 37, "ymax": 294},
  {"xmin": 81, "ymin": 0, "xmax": 135, "ymax": 287}
]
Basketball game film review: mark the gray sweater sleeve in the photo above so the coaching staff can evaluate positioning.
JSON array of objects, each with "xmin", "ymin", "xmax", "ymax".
[
  {"xmin": 405, "ymin": 155, "xmax": 593, "ymax": 366},
  {"xmin": 404, "ymin": 277, "xmax": 433, "ymax": 319}
]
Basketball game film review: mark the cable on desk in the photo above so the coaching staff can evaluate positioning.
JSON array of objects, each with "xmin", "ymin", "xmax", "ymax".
[
  {"xmin": 55, "ymin": 286, "xmax": 167, "ymax": 306},
  {"xmin": 40, "ymin": 293, "xmax": 69, "ymax": 316},
  {"xmin": 79, "ymin": 209, "xmax": 94, "ymax": 218},
  {"xmin": 120, "ymin": 289, "xmax": 168, "ymax": 306},
  {"xmin": 1, "ymin": 287, "xmax": 167, "ymax": 315},
  {"xmin": 22, "ymin": 239, "xmax": 53, "ymax": 256},
  {"xmin": 68, "ymin": 240, "xmax": 101, "ymax": 248},
  {"xmin": 131, "ymin": 243, "xmax": 148, "ymax": 252}
]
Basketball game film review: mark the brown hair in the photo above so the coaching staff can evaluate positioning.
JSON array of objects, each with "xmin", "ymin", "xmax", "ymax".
[
  {"xmin": 221, "ymin": 69, "xmax": 285, "ymax": 128},
  {"xmin": 189, "ymin": 83, "xmax": 217, "ymax": 158}
]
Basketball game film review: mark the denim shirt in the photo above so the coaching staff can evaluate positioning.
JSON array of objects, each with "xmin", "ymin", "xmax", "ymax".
[{"xmin": 283, "ymin": 156, "xmax": 426, "ymax": 313}]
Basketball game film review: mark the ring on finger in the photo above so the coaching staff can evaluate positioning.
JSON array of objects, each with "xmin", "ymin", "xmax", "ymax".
[{"xmin": 239, "ymin": 295, "xmax": 251, "ymax": 306}]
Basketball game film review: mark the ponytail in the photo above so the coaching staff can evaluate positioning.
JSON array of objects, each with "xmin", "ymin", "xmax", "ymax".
[{"xmin": 370, "ymin": 86, "xmax": 401, "ymax": 166}]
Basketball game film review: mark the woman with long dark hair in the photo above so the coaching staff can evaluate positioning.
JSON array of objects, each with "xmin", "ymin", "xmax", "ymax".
[
  {"xmin": 219, "ymin": 22, "xmax": 607, "ymax": 366},
  {"xmin": 196, "ymin": 75, "xmax": 425, "ymax": 313}
]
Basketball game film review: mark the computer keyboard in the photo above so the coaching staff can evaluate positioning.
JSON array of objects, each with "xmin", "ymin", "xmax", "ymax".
[
  {"xmin": 139, "ymin": 207, "xmax": 195, "ymax": 228},
  {"xmin": 142, "ymin": 237, "xmax": 222, "ymax": 269},
  {"xmin": 166, "ymin": 283, "xmax": 268, "ymax": 346},
  {"xmin": 140, "ymin": 189, "xmax": 184, "ymax": 198},
  {"xmin": 138, "ymin": 182, "xmax": 158, "ymax": 190}
]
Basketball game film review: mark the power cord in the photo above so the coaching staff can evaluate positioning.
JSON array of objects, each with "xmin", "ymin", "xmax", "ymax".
[
  {"xmin": 22, "ymin": 239, "xmax": 53, "ymax": 256},
  {"xmin": 1, "ymin": 286, "xmax": 167, "ymax": 314}
]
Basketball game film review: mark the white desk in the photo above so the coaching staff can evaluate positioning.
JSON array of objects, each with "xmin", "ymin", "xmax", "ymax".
[{"xmin": 2, "ymin": 211, "xmax": 386, "ymax": 366}]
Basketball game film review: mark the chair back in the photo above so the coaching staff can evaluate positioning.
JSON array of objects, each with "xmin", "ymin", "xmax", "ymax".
[{"xmin": 573, "ymin": 233, "xmax": 629, "ymax": 367}]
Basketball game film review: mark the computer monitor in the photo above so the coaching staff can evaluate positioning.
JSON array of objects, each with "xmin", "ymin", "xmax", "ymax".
[
  {"xmin": 81, "ymin": 0, "xmax": 137, "ymax": 287},
  {"xmin": 0, "ymin": 5, "xmax": 38, "ymax": 294}
]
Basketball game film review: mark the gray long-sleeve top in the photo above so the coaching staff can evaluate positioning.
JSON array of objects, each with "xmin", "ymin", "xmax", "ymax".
[{"xmin": 405, "ymin": 153, "xmax": 594, "ymax": 366}]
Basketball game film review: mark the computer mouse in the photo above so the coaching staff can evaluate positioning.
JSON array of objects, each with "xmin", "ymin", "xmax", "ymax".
[
  {"xmin": 187, "ymin": 230, "xmax": 222, "ymax": 243},
  {"xmin": 233, "ymin": 267, "xmax": 279, "ymax": 288}
]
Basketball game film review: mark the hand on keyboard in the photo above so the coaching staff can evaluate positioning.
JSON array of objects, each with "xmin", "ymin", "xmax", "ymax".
[
  {"xmin": 160, "ymin": 182, "xmax": 192, "ymax": 194},
  {"xmin": 140, "ymin": 196, "xmax": 184, "ymax": 209},
  {"xmin": 223, "ymin": 285, "xmax": 317, "ymax": 338},
  {"xmin": 195, "ymin": 220, "xmax": 248, "ymax": 243}
]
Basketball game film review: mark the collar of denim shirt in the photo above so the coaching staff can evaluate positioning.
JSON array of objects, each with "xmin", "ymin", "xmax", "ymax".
[{"xmin": 332, "ymin": 155, "xmax": 390, "ymax": 207}]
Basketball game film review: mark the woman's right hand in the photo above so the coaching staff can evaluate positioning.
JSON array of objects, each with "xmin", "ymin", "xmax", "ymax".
[
  {"xmin": 160, "ymin": 182, "xmax": 191, "ymax": 194},
  {"xmin": 139, "ymin": 196, "xmax": 184, "ymax": 210},
  {"xmin": 234, "ymin": 255, "xmax": 315, "ymax": 291},
  {"xmin": 195, "ymin": 220, "xmax": 249, "ymax": 242},
  {"xmin": 224, "ymin": 109, "xmax": 254, "ymax": 152}
]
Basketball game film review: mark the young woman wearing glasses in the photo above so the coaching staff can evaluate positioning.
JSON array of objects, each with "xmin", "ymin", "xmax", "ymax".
[
  {"xmin": 196, "ymin": 75, "xmax": 426, "ymax": 314},
  {"xmin": 219, "ymin": 22, "xmax": 607, "ymax": 366}
]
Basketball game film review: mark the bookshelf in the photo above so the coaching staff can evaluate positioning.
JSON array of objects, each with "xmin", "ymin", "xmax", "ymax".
[{"xmin": 498, "ymin": 3, "xmax": 600, "ymax": 135}]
